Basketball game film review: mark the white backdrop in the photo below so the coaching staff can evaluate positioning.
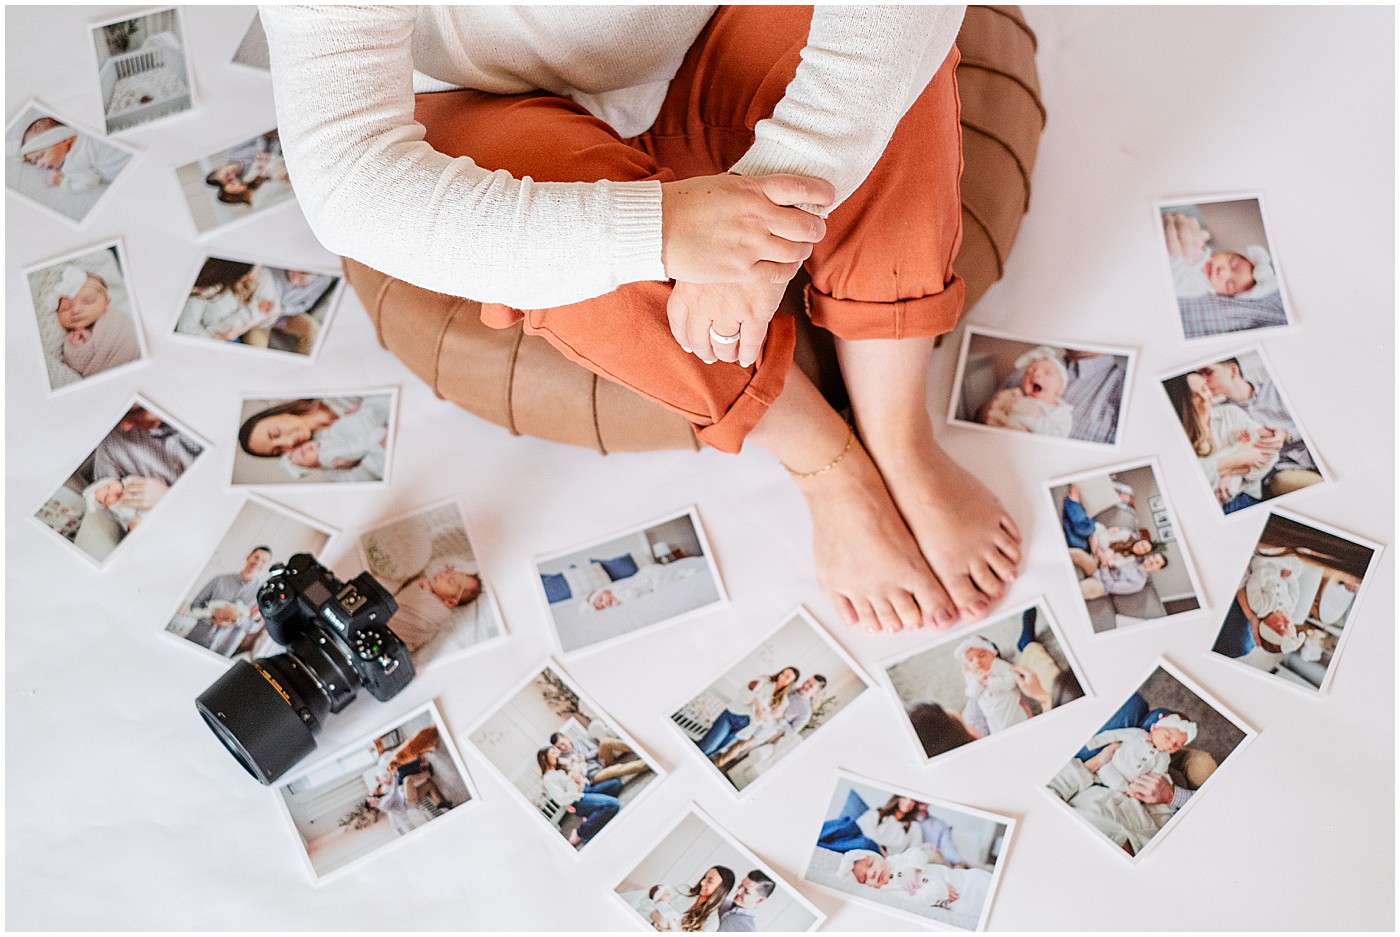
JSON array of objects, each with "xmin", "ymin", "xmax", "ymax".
[{"xmin": 5, "ymin": 5, "xmax": 1393, "ymax": 931}]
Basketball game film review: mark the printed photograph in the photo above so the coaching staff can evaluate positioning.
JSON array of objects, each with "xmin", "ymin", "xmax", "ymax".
[
  {"xmin": 175, "ymin": 128, "xmax": 294, "ymax": 235},
  {"xmin": 33, "ymin": 397, "xmax": 206, "ymax": 566},
  {"xmin": 358, "ymin": 500, "xmax": 504, "ymax": 670},
  {"xmin": 90, "ymin": 8, "xmax": 194, "ymax": 134},
  {"xmin": 1047, "ymin": 461, "xmax": 1204, "ymax": 634},
  {"xmin": 1161, "ymin": 347, "xmax": 1325, "ymax": 516},
  {"xmin": 804, "ymin": 773, "xmax": 1013, "ymax": 931},
  {"xmin": 1211, "ymin": 512, "xmax": 1382, "ymax": 694},
  {"xmin": 24, "ymin": 240, "xmax": 147, "ymax": 393},
  {"xmin": 671, "ymin": 608, "xmax": 871, "ymax": 793},
  {"xmin": 173, "ymin": 255, "xmax": 343, "ymax": 358},
  {"xmin": 232, "ymin": 390, "xmax": 398, "ymax": 487},
  {"xmin": 468, "ymin": 664, "xmax": 661, "ymax": 852},
  {"xmin": 5, "ymin": 102, "xmax": 135, "ymax": 225},
  {"xmin": 1157, "ymin": 195, "xmax": 1292, "ymax": 340},
  {"xmin": 275, "ymin": 702, "xmax": 475, "ymax": 882},
  {"xmin": 230, "ymin": 11, "xmax": 270, "ymax": 71},
  {"xmin": 165, "ymin": 497, "xmax": 334, "ymax": 660},
  {"xmin": 536, "ymin": 508, "xmax": 725, "ymax": 654},
  {"xmin": 948, "ymin": 328, "xmax": 1133, "ymax": 446},
  {"xmin": 615, "ymin": 810, "xmax": 824, "ymax": 932},
  {"xmin": 1045, "ymin": 661, "xmax": 1253, "ymax": 861},
  {"xmin": 886, "ymin": 601, "xmax": 1089, "ymax": 761}
]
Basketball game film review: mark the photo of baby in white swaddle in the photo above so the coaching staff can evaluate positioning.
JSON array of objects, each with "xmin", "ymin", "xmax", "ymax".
[
  {"xmin": 82, "ymin": 476, "xmax": 144, "ymax": 532},
  {"xmin": 279, "ymin": 402, "xmax": 388, "ymax": 480},
  {"xmin": 233, "ymin": 392, "xmax": 397, "ymax": 486},
  {"xmin": 175, "ymin": 257, "xmax": 341, "ymax": 358},
  {"xmin": 5, "ymin": 106, "xmax": 135, "ymax": 224},
  {"xmin": 1085, "ymin": 713, "xmax": 1197, "ymax": 792},
  {"xmin": 957, "ymin": 635, "xmax": 1031, "ymax": 735},
  {"xmin": 978, "ymin": 346, "xmax": 1075, "ymax": 437},
  {"xmin": 24, "ymin": 244, "xmax": 146, "ymax": 392}
]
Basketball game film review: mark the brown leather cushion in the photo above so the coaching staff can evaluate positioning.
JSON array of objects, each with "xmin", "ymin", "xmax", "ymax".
[{"xmin": 344, "ymin": 5, "xmax": 1044, "ymax": 453}]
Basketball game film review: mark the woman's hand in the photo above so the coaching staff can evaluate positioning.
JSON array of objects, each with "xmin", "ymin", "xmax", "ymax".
[
  {"xmin": 668, "ymin": 280, "xmax": 787, "ymax": 366},
  {"xmin": 118, "ymin": 476, "xmax": 169, "ymax": 512},
  {"xmin": 1217, "ymin": 444, "xmax": 1272, "ymax": 477},
  {"xmin": 1162, "ymin": 211, "xmax": 1210, "ymax": 260}
]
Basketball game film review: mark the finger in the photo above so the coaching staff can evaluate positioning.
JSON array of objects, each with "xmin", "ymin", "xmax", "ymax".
[
  {"xmin": 664, "ymin": 290, "xmax": 693, "ymax": 353},
  {"xmin": 685, "ymin": 310, "xmax": 714, "ymax": 364},
  {"xmin": 763, "ymin": 208, "xmax": 827, "ymax": 245},
  {"xmin": 757, "ymin": 233, "xmax": 814, "ymax": 265},
  {"xmin": 709, "ymin": 320, "xmax": 742, "ymax": 363},
  {"xmin": 736, "ymin": 319, "xmax": 767, "ymax": 369},
  {"xmin": 748, "ymin": 260, "xmax": 803, "ymax": 286},
  {"xmin": 754, "ymin": 173, "xmax": 836, "ymax": 210}
]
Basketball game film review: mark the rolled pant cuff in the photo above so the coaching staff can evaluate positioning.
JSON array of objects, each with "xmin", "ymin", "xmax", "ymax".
[
  {"xmin": 694, "ymin": 316, "xmax": 796, "ymax": 454},
  {"xmin": 805, "ymin": 276, "xmax": 966, "ymax": 341}
]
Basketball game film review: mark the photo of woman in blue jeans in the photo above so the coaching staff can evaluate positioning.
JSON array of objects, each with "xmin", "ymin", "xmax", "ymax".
[
  {"xmin": 537, "ymin": 747, "xmax": 622, "ymax": 848},
  {"xmin": 696, "ymin": 666, "xmax": 800, "ymax": 758}
]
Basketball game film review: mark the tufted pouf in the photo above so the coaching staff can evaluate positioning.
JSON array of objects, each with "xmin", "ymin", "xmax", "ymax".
[{"xmin": 343, "ymin": 5, "xmax": 1044, "ymax": 453}]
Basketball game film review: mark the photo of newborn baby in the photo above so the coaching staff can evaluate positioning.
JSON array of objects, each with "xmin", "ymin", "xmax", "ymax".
[
  {"xmin": 949, "ymin": 328, "xmax": 1134, "ymax": 446},
  {"xmin": 5, "ymin": 103, "xmax": 136, "ymax": 225},
  {"xmin": 176, "ymin": 128, "xmax": 296, "ymax": 235},
  {"xmin": 173, "ymin": 256, "xmax": 342, "ymax": 358},
  {"xmin": 231, "ymin": 390, "xmax": 398, "ymax": 487}
]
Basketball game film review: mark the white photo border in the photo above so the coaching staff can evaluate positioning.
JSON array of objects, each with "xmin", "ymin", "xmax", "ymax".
[{"xmin": 87, "ymin": 6, "xmax": 200, "ymax": 137}]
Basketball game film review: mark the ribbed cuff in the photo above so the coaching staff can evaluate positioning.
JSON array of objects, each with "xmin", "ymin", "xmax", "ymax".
[
  {"xmin": 605, "ymin": 179, "xmax": 667, "ymax": 283},
  {"xmin": 729, "ymin": 140, "xmax": 844, "ymax": 218}
]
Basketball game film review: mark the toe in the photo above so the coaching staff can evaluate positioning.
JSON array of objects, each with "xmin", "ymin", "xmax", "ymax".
[
  {"xmin": 913, "ymin": 581, "xmax": 957, "ymax": 629},
  {"xmin": 831, "ymin": 593, "xmax": 859, "ymax": 627},
  {"xmin": 969, "ymin": 561, "xmax": 1006, "ymax": 603},
  {"xmin": 999, "ymin": 514, "xmax": 1022, "ymax": 542},
  {"xmin": 942, "ymin": 572, "xmax": 987, "ymax": 619},
  {"xmin": 986, "ymin": 548, "xmax": 1018, "ymax": 584},
  {"xmin": 995, "ymin": 534, "xmax": 1022, "ymax": 567},
  {"xmin": 848, "ymin": 596, "xmax": 880, "ymax": 633},
  {"xmin": 890, "ymin": 591, "xmax": 923, "ymax": 632},
  {"xmin": 872, "ymin": 599, "xmax": 905, "ymax": 634}
]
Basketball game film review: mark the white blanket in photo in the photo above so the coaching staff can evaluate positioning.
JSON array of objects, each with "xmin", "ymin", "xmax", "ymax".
[{"xmin": 553, "ymin": 555, "xmax": 719, "ymax": 653}]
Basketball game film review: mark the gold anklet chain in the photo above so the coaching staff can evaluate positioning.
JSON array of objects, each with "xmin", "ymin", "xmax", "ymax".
[{"xmin": 784, "ymin": 422, "xmax": 855, "ymax": 478}]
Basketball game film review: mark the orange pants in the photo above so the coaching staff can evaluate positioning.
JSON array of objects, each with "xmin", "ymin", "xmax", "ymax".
[{"xmin": 414, "ymin": 7, "xmax": 964, "ymax": 453}]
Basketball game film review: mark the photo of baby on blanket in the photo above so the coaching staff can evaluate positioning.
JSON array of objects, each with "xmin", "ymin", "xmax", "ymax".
[
  {"xmin": 1048, "ymin": 461, "xmax": 1203, "ymax": 634},
  {"xmin": 804, "ymin": 775, "xmax": 1012, "ymax": 930},
  {"xmin": 5, "ymin": 104, "xmax": 134, "ymax": 224},
  {"xmin": 537, "ymin": 509, "xmax": 724, "ymax": 654},
  {"xmin": 90, "ymin": 9, "xmax": 194, "ymax": 135},
  {"xmin": 1211, "ymin": 512, "xmax": 1381, "ymax": 694},
  {"xmin": 358, "ymin": 500, "xmax": 503, "ymax": 670},
  {"xmin": 950, "ymin": 329, "xmax": 1132, "ymax": 445},
  {"xmin": 25, "ymin": 242, "xmax": 146, "ymax": 393},
  {"xmin": 1045, "ymin": 662, "xmax": 1252, "ymax": 860},
  {"xmin": 1162, "ymin": 348, "xmax": 1324, "ymax": 516},
  {"xmin": 886, "ymin": 602, "xmax": 1089, "ymax": 760},
  {"xmin": 174, "ymin": 256, "xmax": 341, "ymax": 357},
  {"xmin": 176, "ymin": 128, "xmax": 295, "ymax": 235},
  {"xmin": 615, "ymin": 811, "xmax": 822, "ymax": 932},
  {"xmin": 1157, "ymin": 196, "xmax": 1292, "ymax": 339},
  {"xmin": 232, "ymin": 390, "xmax": 397, "ymax": 486}
]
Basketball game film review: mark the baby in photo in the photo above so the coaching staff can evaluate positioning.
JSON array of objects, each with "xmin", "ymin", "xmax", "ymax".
[
  {"xmin": 958, "ymin": 635, "xmax": 1030, "ymax": 734},
  {"xmin": 45, "ymin": 264, "xmax": 141, "ymax": 380},
  {"xmin": 183, "ymin": 259, "xmax": 284, "ymax": 342},
  {"xmin": 1085, "ymin": 713, "xmax": 1197, "ymax": 792},
  {"xmin": 1163, "ymin": 210, "xmax": 1276, "ymax": 299},
  {"xmin": 388, "ymin": 555, "xmax": 482, "ymax": 652},
  {"xmin": 1244, "ymin": 555, "xmax": 1308, "ymax": 653},
  {"xmin": 82, "ymin": 475, "xmax": 143, "ymax": 532},
  {"xmin": 978, "ymin": 346, "xmax": 1074, "ymax": 436},
  {"xmin": 279, "ymin": 403, "xmax": 387, "ymax": 479},
  {"xmin": 19, "ymin": 116, "xmax": 129, "ymax": 193}
]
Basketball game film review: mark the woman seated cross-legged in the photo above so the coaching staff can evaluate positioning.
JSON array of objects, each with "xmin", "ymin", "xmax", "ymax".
[{"xmin": 262, "ymin": 6, "xmax": 1022, "ymax": 634}]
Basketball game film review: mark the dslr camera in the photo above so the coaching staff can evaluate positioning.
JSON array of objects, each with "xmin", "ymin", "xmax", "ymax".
[{"xmin": 196, "ymin": 553, "xmax": 415, "ymax": 784}]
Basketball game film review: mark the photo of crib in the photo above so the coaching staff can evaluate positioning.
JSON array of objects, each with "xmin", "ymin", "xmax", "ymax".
[{"xmin": 93, "ymin": 9, "xmax": 193, "ymax": 134}]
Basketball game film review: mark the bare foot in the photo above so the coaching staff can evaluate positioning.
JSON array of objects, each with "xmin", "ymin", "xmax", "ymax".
[
  {"xmin": 794, "ymin": 440, "xmax": 958, "ymax": 634},
  {"xmin": 863, "ymin": 424, "xmax": 1021, "ymax": 622}
]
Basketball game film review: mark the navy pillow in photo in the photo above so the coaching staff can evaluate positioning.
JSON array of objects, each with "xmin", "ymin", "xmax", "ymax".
[
  {"xmin": 593, "ymin": 553, "xmax": 639, "ymax": 582},
  {"xmin": 541, "ymin": 572, "xmax": 571, "ymax": 604}
]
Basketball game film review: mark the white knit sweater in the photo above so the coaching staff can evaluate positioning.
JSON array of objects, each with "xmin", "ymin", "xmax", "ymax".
[{"xmin": 260, "ymin": 5, "xmax": 964, "ymax": 308}]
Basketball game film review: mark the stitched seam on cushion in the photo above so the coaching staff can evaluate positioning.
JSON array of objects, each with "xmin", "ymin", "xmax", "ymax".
[
  {"xmin": 962, "ymin": 206, "xmax": 1005, "ymax": 274},
  {"xmin": 981, "ymin": 6, "xmax": 1038, "ymax": 51},
  {"xmin": 504, "ymin": 325, "xmax": 524, "ymax": 437},
  {"xmin": 957, "ymin": 62, "xmax": 1046, "ymax": 123},
  {"xmin": 960, "ymin": 120, "xmax": 1034, "ymax": 203},
  {"xmin": 590, "ymin": 376, "xmax": 607, "ymax": 455},
  {"xmin": 429, "ymin": 299, "xmax": 462, "ymax": 400}
]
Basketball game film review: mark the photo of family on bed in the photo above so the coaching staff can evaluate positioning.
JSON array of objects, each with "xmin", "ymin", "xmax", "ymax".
[
  {"xmin": 537, "ymin": 509, "xmax": 724, "ymax": 654},
  {"xmin": 5, "ymin": 103, "xmax": 135, "ymax": 225},
  {"xmin": 176, "ymin": 128, "xmax": 295, "ymax": 235},
  {"xmin": 1162, "ymin": 348, "xmax": 1324, "ymax": 516},
  {"xmin": 468, "ymin": 665, "xmax": 660, "ymax": 852},
  {"xmin": 165, "ymin": 497, "xmax": 333, "ymax": 659},
  {"xmin": 670, "ymin": 609, "xmax": 870, "ymax": 793},
  {"xmin": 25, "ymin": 241, "xmax": 147, "ymax": 393},
  {"xmin": 1157, "ymin": 195, "xmax": 1292, "ymax": 340},
  {"xmin": 949, "ymin": 328, "xmax": 1132, "ymax": 446},
  {"xmin": 231, "ymin": 390, "xmax": 397, "ymax": 486},
  {"xmin": 357, "ymin": 499, "xmax": 503, "ymax": 670},
  {"xmin": 90, "ymin": 8, "xmax": 194, "ymax": 135},
  {"xmin": 1048, "ymin": 461, "xmax": 1203, "ymax": 634},
  {"xmin": 34, "ymin": 398, "xmax": 205, "ymax": 565},
  {"xmin": 804, "ymin": 774, "xmax": 1011, "ymax": 931},
  {"xmin": 276, "ymin": 703, "xmax": 474, "ymax": 881},
  {"xmin": 886, "ymin": 602, "xmax": 1088, "ymax": 761},
  {"xmin": 1045, "ymin": 662, "xmax": 1252, "ymax": 860},
  {"xmin": 616, "ymin": 811, "xmax": 822, "ymax": 932},
  {"xmin": 1211, "ymin": 512, "xmax": 1381, "ymax": 694},
  {"xmin": 173, "ymin": 255, "xmax": 342, "ymax": 358}
]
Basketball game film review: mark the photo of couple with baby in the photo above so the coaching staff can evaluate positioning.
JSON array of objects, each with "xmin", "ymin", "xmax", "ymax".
[
  {"xmin": 952, "ymin": 329, "xmax": 1132, "ymax": 446},
  {"xmin": 176, "ymin": 128, "xmax": 295, "ymax": 235},
  {"xmin": 174, "ymin": 255, "xmax": 340, "ymax": 357},
  {"xmin": 1162, "ymin": 349, "xmax": 1324, "ymax": 515},
  {"xmin": 6, "ymin": 105, "xmax": 135, "ymax": 225},
  {"xmin": 232, "ymin": 391, "xmax": 396, "ymax": 486},
  {"xmin": 1046, "ymin": 664, "xmax": 1250, "ymax": 859},
  {"xmin": 887, "ymin": 604, "xmax": 1088, "ymax": 760}
]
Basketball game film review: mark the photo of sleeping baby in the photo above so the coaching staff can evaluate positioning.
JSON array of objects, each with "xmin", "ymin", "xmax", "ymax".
[
  {"xmin": 671, "ymin": 609, "xmax": 870, "ymax": 793},
  {"xmin": 5, "ymin": 103, "xmax": 134, "ymax": 224},
  {"xmin": 276, "ymin": 702, "xmax": 475, "ymax": 882},
  {"xmin": 90, "ymin": 8, "xmax": 194, "ymax": 135},
  {"xmin": 173, "ymin": 256, "xmax": 342, "ymax": 358},
  {"xmin": 615, "ymin": 810, "xmax": 823, "ymax": 932},
  {"xmin": 165, "ymin": 497, "xmax": 333, "ymax": 660},
  {"xmin": 1157, "ymin": 195, "xmax": 1291, "ymax": 339},
  {"xmin": 33, "ymin": 398, "xmax": 205, "ymax": 566},
  {"xmin": 1211, "ymin": 512, "xmax": 1381, "ymax": 694},
  {"xmin": 176, "ymin": 128, "xmax": 294, "ymax": 235},
  {"xmin": 537, "ymin": 509, "xmax": 724, "ymax": 654},
  {"xmin": 1161, "ymin": 348, "xmax": 1325, "ymax": 516},
  {"xmin": 1045, "ymin": 662, "xmax": 1252, "ymax": 861},
  {"xmin": 804, "ymin": 774, "xmax": 1012, "ymax": 931},
  {"xmin": 949, "ymin": 328, "xmax": 1132, "ymax": 445},
  {"xmin": 886, "ymin": 602, "xmax": 1088, "ymax": 761},
  {"xmin": 1047, "ymin": 461, "xmax": 1203, "ymax": 634},
  {"xmin": 25, "ymin": 241, "xmax": 147, "ymax": 393},
  {"xmin": 358, "ymin": 500, "xmax": 503, "ymax": 670},
  {"xmin": 232, "ymin": 390, "xmax": 398, "ymax": 486},
  {"xmin": 468, "ymin": 665, "xmax": 660, "ymax": 852}
]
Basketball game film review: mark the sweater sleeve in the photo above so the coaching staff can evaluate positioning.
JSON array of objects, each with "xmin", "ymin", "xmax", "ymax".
[
  {"xmin": 259, "ymin": 6, "xmax": 666, "ymax": 307},
  {"xmin": 727, "ymin": 6, "xmax": 965, "ymax": 214}
]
